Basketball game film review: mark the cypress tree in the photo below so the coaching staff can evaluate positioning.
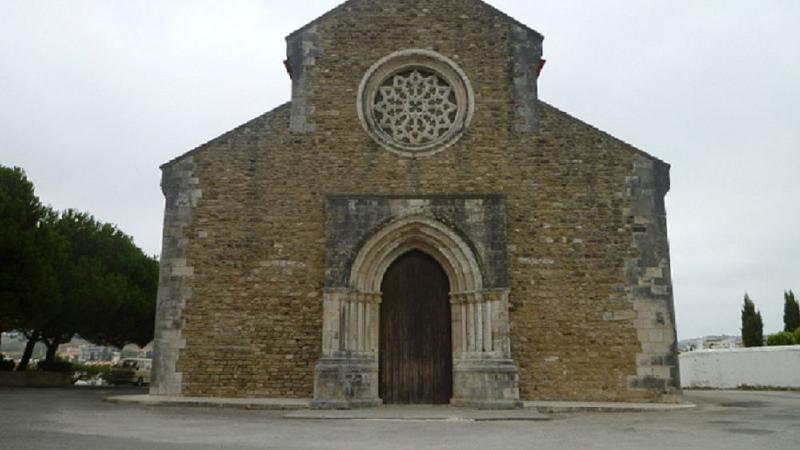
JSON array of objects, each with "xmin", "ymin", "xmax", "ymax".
[
  {"xmin": 784, "ymin": 290, "xmax": 800, "ymax": 332},
  {"xmin": 741, "ymin": 294, "xmax": 764, "ymax": 347}
]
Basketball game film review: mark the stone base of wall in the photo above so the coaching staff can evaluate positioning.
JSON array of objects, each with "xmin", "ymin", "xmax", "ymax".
[
  {"xmin": 312, "ymin": 356, "xmax": 382, "ymax": 409},
  {"xmin": 312, "ymin": 355, "xmax": 523, "ymax": 409},
  {"xmin": 452, "ymin": 359, "xmax": 522, "ymax": 409},
  {"xmin": 0, "ymin": 371, "xmax": 74, "ymax": 387}
]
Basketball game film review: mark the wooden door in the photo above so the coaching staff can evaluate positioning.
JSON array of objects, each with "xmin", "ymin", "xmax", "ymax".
[{"xmin": 379, "ymin": 250, "xmax": 452, "ymax": 404}]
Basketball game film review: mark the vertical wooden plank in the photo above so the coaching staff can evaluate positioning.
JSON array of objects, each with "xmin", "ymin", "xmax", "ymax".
[{"xmin": 380, "ymin": 250, "xmax": 452, "ymax": 404}]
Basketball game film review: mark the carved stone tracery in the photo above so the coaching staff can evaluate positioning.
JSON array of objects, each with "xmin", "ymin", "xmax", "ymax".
[
  {"xmin": 373, "ymin": 69, "xmax": 458, "ymax": 147},
  {"xmin": 357, "ymin": 49, "xmax": 474, "ymax": 157}
]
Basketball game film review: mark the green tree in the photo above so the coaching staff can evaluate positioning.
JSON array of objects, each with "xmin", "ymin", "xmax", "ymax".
[
  {"xmin": 766, "ymin": 331, "xmax": 796, "ymax": 346},
  {"xmin": 0, "ymin": 166, "xmax": 41, "ymax": 342},
  {"xmin": 783, "ymin": 290, "xmax": 800, "ymax": 332},
  {"xmin": 0, "ymin": 166, "xmax": 61, "ymax": 367},
  {"xmin": 17, "ymin": 211, "xmax": 65, "ymax": 370},
  {"xmin": 741, "ymin": 294, "xmax": 764, "ymax": 347},
  {"xmin": 1, "ymin": 165, "xmax": 158, "ymax": 369},
  {"xmin": 36, "ymin": 210, "xmax": 159, "ymax": 363},
  {"xmin": 62, "ymin": 210, "xmax": 158, "ymax": 349}
]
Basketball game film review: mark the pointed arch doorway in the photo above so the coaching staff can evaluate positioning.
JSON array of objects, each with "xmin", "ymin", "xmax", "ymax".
[
  {"xmin": 314, "ymin": 207, "xmax": 521, "ymax": 410},
  {"xmin": 379, "ymin": 250, "xmax": 452, "ymax": 404}
]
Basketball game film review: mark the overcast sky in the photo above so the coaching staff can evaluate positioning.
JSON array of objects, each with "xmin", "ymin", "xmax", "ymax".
[{"xmin": 1, "ymin": 0, "xmax": 798, "ymax": 340}]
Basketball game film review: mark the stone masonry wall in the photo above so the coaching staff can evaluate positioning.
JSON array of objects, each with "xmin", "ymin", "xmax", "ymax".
[
  {"xmin": 155, "ymin": 0, "xmax": 678, "ymax": 401},
  {"xmin": 150, "ymin": 156, "xmax": 200, "ymax": 396},
  {"xmin": 324, "ymin": 194, "xmax": 508, "ymax": 289}
]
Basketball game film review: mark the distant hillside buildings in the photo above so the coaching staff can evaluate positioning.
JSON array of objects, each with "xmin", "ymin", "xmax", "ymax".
[
  {"xmin": 0, "ymin": 332, "xmax": 151, "ymax": 365},
  {"xmin": 678, "ymin": 335, "xmax": 743, "ymax": 352}
]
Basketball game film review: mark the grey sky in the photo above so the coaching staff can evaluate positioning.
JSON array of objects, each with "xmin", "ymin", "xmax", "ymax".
[{"xmin": 1, "ymin": 0, "xmax": 798, "ymax": 340}]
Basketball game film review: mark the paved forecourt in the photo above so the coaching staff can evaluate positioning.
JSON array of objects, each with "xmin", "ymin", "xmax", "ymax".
[{"xmin": 2, "ymin": 387, "xmax": 799, "ymax": 449}]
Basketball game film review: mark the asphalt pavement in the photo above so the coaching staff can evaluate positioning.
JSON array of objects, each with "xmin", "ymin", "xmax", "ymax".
[{"xmin": 1, "ymin": 387, "xmax": 798, "ymax": 449}]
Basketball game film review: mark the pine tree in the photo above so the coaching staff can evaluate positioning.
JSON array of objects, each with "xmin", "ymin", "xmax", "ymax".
[
  {"xmin": 741, "ymin": 294, "xmax": 764, "ymax": 347},
  {"xmin": 784, "ymin": 290, "xmax": 800, "ymax": 332}
]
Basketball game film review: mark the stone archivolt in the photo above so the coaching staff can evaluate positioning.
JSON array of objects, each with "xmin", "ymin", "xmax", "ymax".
[{"xmin": 313, "ymin": 216, "xmax": 520, "ymax": 409}]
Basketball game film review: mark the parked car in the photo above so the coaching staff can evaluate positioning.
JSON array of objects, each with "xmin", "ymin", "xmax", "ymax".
[{"xmin": 110, "ymin": 358, "xmax": 152, "ymax": 386}]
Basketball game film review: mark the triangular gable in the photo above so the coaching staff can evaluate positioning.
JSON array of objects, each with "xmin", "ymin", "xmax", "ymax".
[{"xmin": 285, "ymin": 0, "xmax": 543, "ymax": 41}]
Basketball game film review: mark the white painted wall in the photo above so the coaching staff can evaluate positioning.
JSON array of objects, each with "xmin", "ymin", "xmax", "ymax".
[{"xmin": 680, "ymin": 346, "xmax": 800, "ymax": 389}]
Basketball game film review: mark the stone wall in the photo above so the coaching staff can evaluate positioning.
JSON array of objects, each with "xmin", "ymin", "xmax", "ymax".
[
  {"xmin": 150, "ymin": 156, "xmax": 200, "ymax": 396},
  {"xmin": 680, "ymin": 347, "xmax": 800, "ymax": 389},
  {"xmin": 324, "ymin": 194, "xmax": 509, "ymax": 289},
  {"xmin": 152, "ymin": 0, "xmax": 679, "ymax": 402},
  {"xmin": 0, "ymin": 371, "xmax": 73, "ymax": 388}
]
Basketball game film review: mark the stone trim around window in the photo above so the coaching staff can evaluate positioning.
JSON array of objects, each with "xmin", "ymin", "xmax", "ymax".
[{"xmin": 357, "ymin": 49, "xmax": 475, "ymax": 157}]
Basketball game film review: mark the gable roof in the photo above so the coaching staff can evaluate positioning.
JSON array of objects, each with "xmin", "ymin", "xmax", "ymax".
[
  {"xmin": 160, "ymin": 102, "xmax": 291, "ymax": 170},
  {"xmin": 286, "ymin": 0, "xmax": 543, "ymax": 40},
  {"xmin": 538, "ymin": 100, "xmax": 670, "ymax": 168}
]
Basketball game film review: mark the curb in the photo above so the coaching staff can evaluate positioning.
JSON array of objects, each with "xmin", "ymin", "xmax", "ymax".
[
  {"xmin": 526, "ymin": 401, "xmax": 696, "ymax": 414},
  {"xmin": 283, "ymin": 410, "xmax": 552, "ymax": 422},
  {"xmin": 104, "ymin": 395, "xmax": 310, "ymax": 411},
  {"xmin": 104, "ymin": 394, "xmax": 696, "ymax": 415}
]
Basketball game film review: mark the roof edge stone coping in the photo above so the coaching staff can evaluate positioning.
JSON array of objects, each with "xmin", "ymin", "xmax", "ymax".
[
  {"xmin": 284, "ymin": 0, "xmax": 544, "ymax": 42},
  {"xmin": 160, "ymin": 102, "xmax": 291, "ymax": 170},
  {"xmin": 538, "ymin": 100, "xmax": 671, "ymax": 169}
]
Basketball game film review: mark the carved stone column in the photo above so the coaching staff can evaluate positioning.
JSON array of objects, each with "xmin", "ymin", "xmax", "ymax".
[
  {"xmin": 317, "ymin": 195, "xmax": 520, "ymax": 409},
  {"xmin": 450, "ymin": 289, "xmax": 521, "ymax": 409},
  {"xmin": 312, "ymin": 288, "xmax": 382, "ymax": 408}
]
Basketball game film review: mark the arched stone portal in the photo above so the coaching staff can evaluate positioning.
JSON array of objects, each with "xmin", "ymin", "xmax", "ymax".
[{"xmin": 313, "ymin": 214, "xmax": 521, "ymax": 409}]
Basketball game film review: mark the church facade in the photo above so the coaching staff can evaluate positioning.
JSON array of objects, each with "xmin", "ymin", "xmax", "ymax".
[{"xmin": 151, "ymin": 0, "xmax": 681, "ymax": 408}]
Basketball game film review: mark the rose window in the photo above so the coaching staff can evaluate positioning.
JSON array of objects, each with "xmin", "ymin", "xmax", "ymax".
[
  {"xmin": 358, "ymin": 50, "xmax": 474, "ymax": 157},
  {"xmin": 372, "ymin": 69, "xmax": 458, "ymax": 147}
]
